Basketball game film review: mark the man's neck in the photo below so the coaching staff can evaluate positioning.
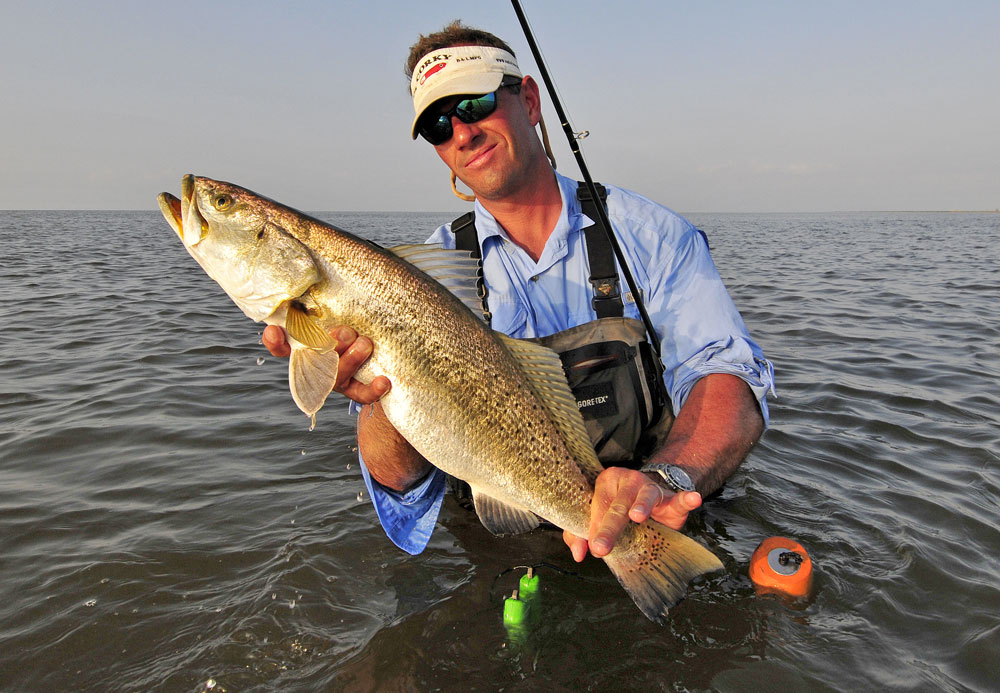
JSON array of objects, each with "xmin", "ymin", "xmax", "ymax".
[{"xmin": 477, "ymin": 167, "xmax": 562, "ymax": 263}]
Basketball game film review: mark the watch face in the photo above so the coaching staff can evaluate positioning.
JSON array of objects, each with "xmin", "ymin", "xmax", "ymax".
[{"xmin": 666, "ymin": 466, "xmax": 695, "ymax": 492}]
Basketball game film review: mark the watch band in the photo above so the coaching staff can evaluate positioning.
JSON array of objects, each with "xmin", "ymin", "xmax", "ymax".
[{"xmin": 639, "ymin": 463, "xmax": 696, "ymax": 493}]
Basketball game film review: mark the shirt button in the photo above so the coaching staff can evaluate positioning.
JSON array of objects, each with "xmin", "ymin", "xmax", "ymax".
[{"xmin": 530, "ymin": 275, "xmax": 539, "ymax": 282}]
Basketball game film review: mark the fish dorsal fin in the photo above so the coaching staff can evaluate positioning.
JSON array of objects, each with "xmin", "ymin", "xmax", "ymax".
[
  {"xmin": 470, "ymin": 485, "xmax": 542, "ymax": 536},
  {"xmin": 388, "ymin": 244, "xmax": 486, "ymax": 320},
  {"xmin": 498, "ymin": 333, "xmax": 604, "ymax": 484}
]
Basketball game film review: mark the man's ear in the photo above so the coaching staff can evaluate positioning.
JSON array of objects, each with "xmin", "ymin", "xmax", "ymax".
[{"xmin": 521, "ymin": 75, "xmax": 543, "ymax": 127}]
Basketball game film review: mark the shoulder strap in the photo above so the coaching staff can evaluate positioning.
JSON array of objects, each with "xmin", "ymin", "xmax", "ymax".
[
  {"xmin": 451, "ymin": 211, "xmax": 479, "ymax": 258},
  {"xmin": 578, "ymin": 182, "xmax": 624, "ymax": 318},
  {"xmin": 450, "ymin": 185, "xmax": 624, "ymax": 320},
  {"xmin": 449, "ymin": 211, "xmax": 490, "ymax": 322}
]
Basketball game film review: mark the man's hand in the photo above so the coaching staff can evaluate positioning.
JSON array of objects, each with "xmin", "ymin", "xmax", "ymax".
[
  {"xmin": 562, "ymin": 466, "xmax": 703, "ymax": 562},
  {"xmin": 263, "ymin": 325, "xmax": 429, "ymax": 490},
  {"xmin": 262, "ymin": 324, "xmax": 390, "ymax": 405}
]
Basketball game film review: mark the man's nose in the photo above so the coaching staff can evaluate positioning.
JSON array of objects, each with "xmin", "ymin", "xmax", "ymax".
[{"xmin": 450, "ymin": 116, "xmax": 481, "ymax": 147}]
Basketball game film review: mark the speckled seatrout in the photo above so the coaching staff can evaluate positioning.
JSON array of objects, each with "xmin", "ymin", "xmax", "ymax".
[{"xmin": 157, "ymin": 174, "xmax": 722, "ymax": 622}]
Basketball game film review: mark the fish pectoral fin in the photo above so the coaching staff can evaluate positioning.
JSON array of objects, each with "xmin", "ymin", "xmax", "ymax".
[
  {"xmin": 289, "ymin": 346, "xmax": 340, "ymax": 420},
  {"xmin": 470, "ymin": 487, "xmax": 542, "ymax": 536},
  {"xmin": 285, "ymin": 305, "xmax": 338, "ymax": 352}
]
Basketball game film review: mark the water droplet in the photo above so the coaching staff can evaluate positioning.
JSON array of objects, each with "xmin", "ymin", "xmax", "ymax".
[
  {"xmin": 346, "ymin": 463, "xmax": 352, "ymax": 470},
  {"xmin": 301, "ymin": 449, "xmax": 306, "ymax": 455},
  {"xmin": 256, "ymin": 357, "xmax": 265, "ymax": 366},
  {"xmin": 357, "ymin": 491, "xmax": 364, "ymax": 502},
  {"xmin": 206, "ymin": 679, "xmax": 217, "ymax": 691},
  {"xmin": 84, "ymin": 599, "xmax": 97, "ymax": 607},
  {"xmin": 288, "ymin": 599, "xmax": 296, "ymax": 609}
]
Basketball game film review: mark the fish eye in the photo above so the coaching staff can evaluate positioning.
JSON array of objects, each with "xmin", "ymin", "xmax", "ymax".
[{"xmin": 213, "ymin": 194, "xmax": 233, "ymax": 210}]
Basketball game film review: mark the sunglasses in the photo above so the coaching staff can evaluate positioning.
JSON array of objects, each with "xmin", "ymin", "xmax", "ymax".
[{"xmin": 417, "ymin": 81, "xmax": 521, "ymax": 145}]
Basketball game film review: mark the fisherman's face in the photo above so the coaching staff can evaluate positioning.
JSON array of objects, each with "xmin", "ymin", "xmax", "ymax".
[{"xmin": 430, "ymin": 76, "xmax": 543, "ymax": 202}]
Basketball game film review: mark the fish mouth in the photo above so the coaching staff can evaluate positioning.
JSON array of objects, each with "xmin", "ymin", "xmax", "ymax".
[
  {"xmin": 157, "ymin": 192, "xmax": 183, "ymax": 239},
  {"xmin": 157, "ymin": 174, "xmax": 207, "ymax": 246}
]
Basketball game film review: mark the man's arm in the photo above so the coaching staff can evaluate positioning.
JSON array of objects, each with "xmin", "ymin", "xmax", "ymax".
[
  {"xmin": 563, "ymin": 373, "xmax": 764, "ymax": 561},
  {"xmin": 262, "ymin": 324, "xmax": 431, "ymax": 491},
  {"xmin": 356, "ymin": 400, "xmax": 432, "ymax": 491}
]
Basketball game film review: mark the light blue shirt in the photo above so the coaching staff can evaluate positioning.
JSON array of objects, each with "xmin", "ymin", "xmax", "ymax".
[{"xmin": 358, "ymin": 171, "xmax": 775, "ymax": 554}]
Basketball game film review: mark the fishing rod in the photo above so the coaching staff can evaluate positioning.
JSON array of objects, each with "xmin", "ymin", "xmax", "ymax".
[{"xmin": 510, "ymin": 0, "xmax": 662, "ymax": 358}]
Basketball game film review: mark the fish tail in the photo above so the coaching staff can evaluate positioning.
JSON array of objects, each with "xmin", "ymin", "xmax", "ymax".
[{"xmin": 602, "ymin": 520, "xmax": 724, "ymax": 624}]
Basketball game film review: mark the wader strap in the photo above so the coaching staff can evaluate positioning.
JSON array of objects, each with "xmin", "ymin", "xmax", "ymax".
[
  {"xmin": 451, "ymin": 211, "xmax": 479, "ymax": 257},
  {"xmin": 577, "ymin": 183, "xmax": 624, "ymax": 318},
  {"xmin": 448, "ymin": 183, "xmax": 623, "ymax": 319},
  {"xmin": 450, "ymin": 211, "xmax": 491, "ymax": 322}
]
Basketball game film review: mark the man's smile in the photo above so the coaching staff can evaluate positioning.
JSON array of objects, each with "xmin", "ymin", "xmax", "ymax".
[{"xmin": 463, "ymin": 143, "xmax": 498, "ymax": 169}]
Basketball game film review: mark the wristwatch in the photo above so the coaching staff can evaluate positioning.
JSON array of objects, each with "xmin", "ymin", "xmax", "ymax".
[{"xmin": 639, "ymin": 463, "xmax": 696, "ymax": 493}]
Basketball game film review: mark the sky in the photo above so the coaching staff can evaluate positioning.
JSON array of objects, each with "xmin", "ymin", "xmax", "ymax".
[{"xmin": 1, "ymin": 0, "xmax": 997, "ymax": 213}]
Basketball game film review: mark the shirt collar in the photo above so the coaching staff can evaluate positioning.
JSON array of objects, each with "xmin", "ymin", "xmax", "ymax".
[{"xmin": 472, "ymin": 170, "xmax": 590, "ymax": 269}]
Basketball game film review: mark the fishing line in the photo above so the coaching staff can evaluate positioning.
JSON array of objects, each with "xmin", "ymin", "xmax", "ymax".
[
  {"xmin": 489, "ymin": 561, "xmax": 607, "ymax": 603},
  {"xmin": 510, "ymin": 0, "xmax": 662, "ymax": 358}
]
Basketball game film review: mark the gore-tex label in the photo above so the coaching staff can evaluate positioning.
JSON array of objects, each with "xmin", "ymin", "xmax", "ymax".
[{"xmin": 574, "ymin": 382, "xmax": 618, "ymax": 419}]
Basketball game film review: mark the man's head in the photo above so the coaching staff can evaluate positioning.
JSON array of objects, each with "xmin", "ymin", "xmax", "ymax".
[
  {"xmin": 405, "ymin": 21, "xmax": 551, "ymax": 202},
  {"xmin": 406, "ymin": 22, "xmax": 522, "ymax": 141}
]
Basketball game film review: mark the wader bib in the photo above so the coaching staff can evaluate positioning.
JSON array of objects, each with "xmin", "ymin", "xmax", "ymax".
[{"xmin": 449, "ymin": 183, "xmax": 674, "ymax": 484}]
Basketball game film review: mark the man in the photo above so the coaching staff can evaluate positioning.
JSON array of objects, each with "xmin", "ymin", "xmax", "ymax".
[{"xmin": 264, "ymin": 21, "xmax": 773, "ymax": 563}]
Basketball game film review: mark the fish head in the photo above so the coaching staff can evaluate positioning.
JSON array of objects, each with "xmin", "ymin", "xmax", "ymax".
[{"xmin": 158, "ymin": 175, "xmax": 321, "ymax": 322}]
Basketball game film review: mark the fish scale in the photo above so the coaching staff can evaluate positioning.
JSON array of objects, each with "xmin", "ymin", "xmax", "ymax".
[{"xmin": 157, "ymin": 174, "xmax": 723, "ymax": 623}]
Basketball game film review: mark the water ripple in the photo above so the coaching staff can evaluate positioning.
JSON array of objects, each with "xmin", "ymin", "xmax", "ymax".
[{"xmin": 2, "ymin": 210, "xmax": 998, "ymax": 691}]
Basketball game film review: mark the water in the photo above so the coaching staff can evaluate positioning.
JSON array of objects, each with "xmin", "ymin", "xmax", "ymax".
[{"xmin": 1, "ymin": 208, "xmax": 998, "ymax": 691}]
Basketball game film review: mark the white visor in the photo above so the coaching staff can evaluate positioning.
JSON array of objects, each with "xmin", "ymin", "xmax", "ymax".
[{"xmin": 410, "ymin": 45, "xmax": 522, "ymax": 139}]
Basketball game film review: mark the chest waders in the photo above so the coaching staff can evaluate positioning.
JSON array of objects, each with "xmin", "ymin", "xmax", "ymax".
[{"xmin": 446, "ymin": 183, "xmax": 674, "ymax": 506}]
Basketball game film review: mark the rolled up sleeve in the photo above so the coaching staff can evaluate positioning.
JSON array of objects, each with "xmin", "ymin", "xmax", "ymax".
[
  {"xmin": 671, "ymin": 336, "xmax": 776, "ymax": 425},
  {"xmin": 633, "ymin": 207, "xmax": 776, "ymax": 425},
  {"xmin": 351, "ymin": 402, "xmax": 446, "ymax": 554}
]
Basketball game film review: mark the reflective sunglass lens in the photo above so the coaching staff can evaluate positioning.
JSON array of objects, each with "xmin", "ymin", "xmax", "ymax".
[
  {"xmin": 419, "ymin": 91, "xmax": 499, "ymax": 145},
  {"xmin": 421, "ymin": 117, "xmax": 451, "ymax": 145},
  {"xmin": 455, "ymin": 93, "xmax": 497, "ymax": 122}
]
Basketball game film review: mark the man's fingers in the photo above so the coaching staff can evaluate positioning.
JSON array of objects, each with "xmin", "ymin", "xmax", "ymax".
[
  {"xmin": 664, "ymin": 490, "xmax": 702, "ymax": 516},
  {"xmin": 677, "ymin": 490, "xmax": 703, "ymax": 512},
  {"xmin": 339, "ymin": 375, "xmax": 390, "ymax": 405},
  {"xmin": 262, "ymin": 325, "xmax": 291, "ymax": 357},
  {"xmin": 562, "ymin": 530, "xmax": 589, "ymax": 563},
  {"xmin": 651, "ymin": 490, "xmax": 703, "ymax": 530},
  {"xmin": 260, "ymin": 323, "xmax": 389, "ymax": 405},
  {"xmin": 587, "ymin": 469, "xmax": 637, "ymax": 558},
  {"xmin": 628, "ymin": 482, "xmax": 665, "ymax": 523},
  {"xmin": 332, "ymin": 326, "xmax": 357, "ymax": 354},
  {"xmin": 591, "ymin": 505, "xmax": 632, "ymax": 556},
  {"xmin": 573, "ymin": 471, "xmax": 704, "ymax": 561},
  {"xmin": 334, "ymin": 335, "xmax": 374, "ymax": 391},
  {"xmin": 590, "ymin": 470, "xmax": 635, "ymax": 557}
]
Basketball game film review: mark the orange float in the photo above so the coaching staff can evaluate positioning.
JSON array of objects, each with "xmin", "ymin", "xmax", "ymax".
[{"xmin": 749, "ymin": 537, "xmax": 813, "ymax": 599}]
